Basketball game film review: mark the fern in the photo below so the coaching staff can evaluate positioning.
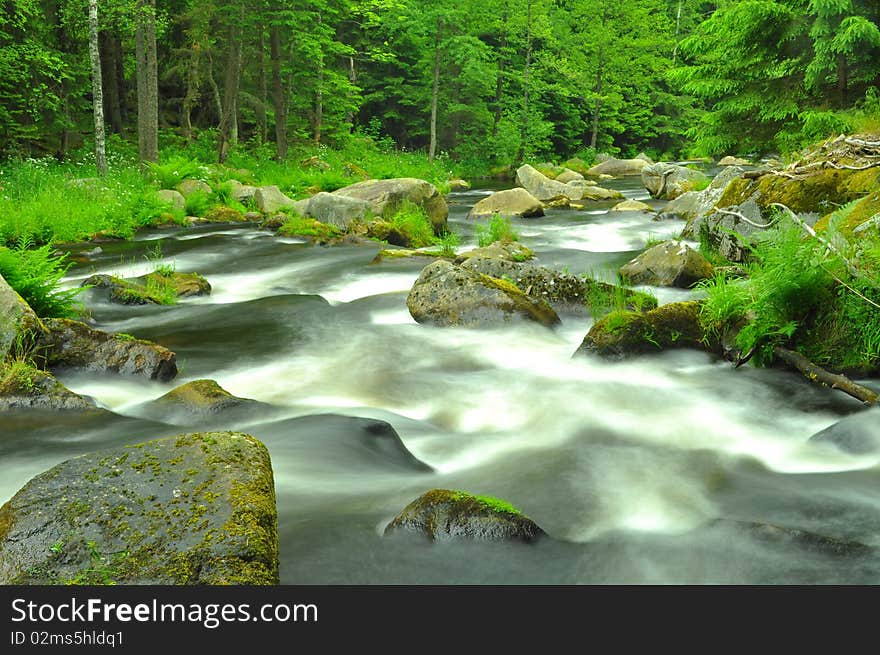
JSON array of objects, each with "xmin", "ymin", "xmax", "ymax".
[{"xmin": 0, "ymin": 238, "xmax": 83, "ymax": 318}]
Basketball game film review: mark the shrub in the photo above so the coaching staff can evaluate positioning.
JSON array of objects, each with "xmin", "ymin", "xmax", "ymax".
[
  {"xmin": 476, "ymin": 214, "xmax": 519, "ymax": 247},
  {"xmin": 146, "ymin": 155, "xmax": 206, "ymax": 189},
  {"xmin": 0, "ymin": 238, "xmax": 83, "ymax": 318}
]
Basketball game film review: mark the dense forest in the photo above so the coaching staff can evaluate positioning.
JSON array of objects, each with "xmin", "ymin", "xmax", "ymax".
[{"xmin": 2, "ymin": 0, "xmax": 879, "ymax": 167}]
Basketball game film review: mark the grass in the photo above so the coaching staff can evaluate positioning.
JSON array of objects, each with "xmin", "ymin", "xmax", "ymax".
[
  {"xmin": 436, "ymin": 230, "xmax": 460, "ymax": 257},
  {"xmin": 146, "ymin": 155, "xmax": 207, "ymax": 189},
  {"xmin": 476, "ymin": 214, "xmax": 519, "ymax": 247},
  {"xmin": 384, "ymin": 201, "xmax": 436, "ymax": 248},
  {"xmin": 0, "ymin": 237, "xmax": 83, "ymax": 318},
  {"xmin": 278, "ymin": 215, "xmax": 343, "ymax": 241},
  {"xmin": 583, "ymin": 276, "xmax": 658, "ymax": 318},
  {"xmin": 184, "ymin": 190, "xmax": 212, "ymax": 217}
]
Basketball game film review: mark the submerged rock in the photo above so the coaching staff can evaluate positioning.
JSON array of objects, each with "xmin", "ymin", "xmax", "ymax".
[
  {"xmin": 466, "ymin": 188, "xmax": 544, "ymax": 219},
  {"xmin": 0, "ymin": 365, "xmax": 95, "ymax": 411},
  {"xmin": 385, "ymin": 489, "xmax": 544, "ymax": 542},
  {"xmin": 40, "ymin": 318, "xmax": 177, "ymax": 381},
  {"xmin": 578, "ymin": 301, "xmax": 714, "ymax": 358},
  {"xmin": 144, "ymin": 379, "xmax": 261, "ymax": 422},
  {"xmin": 0, "ymin": 431, "xmax": 279, "ymax": 584},
  {"xmin": 406, "ymin": 260, "xmax": 560, "ymax": 328},
  {"xmin": 808, "ymin": 409, "xmax": 880, "ymax": 454},
  {"xmin": 724, "ymin": 520, "xmax": 871, "ymax": 557},
  {"xmin": 333, "ymin": 178, "xmax": 448, "ymax": 233},
  {"xmin": 83, "ymin": 271, "xmax": 210, "ymax": 304},
  {"xmin": 619, "ymin": 240, "xmax": 714, "ymax": 288},
  {"xmin": 642, "ymin": 162, "xmax": 709, "ymax": 200},
  {"xmin": 0, "ymin": 273, "xmax": 48, "ymax": 360}
]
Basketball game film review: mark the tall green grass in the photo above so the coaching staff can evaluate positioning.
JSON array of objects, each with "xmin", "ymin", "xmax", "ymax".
[
  {"xmin": 0, "ymin": 238, "xmax": 83, "ymax": 318},
  {"xmin": 476, "ymin": 215, "xmax": 519, "ymax": 247}
]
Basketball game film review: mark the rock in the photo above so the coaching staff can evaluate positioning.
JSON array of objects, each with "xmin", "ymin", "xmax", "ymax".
[
  {"xmin": 642, "ymin": 162, "xmax": 709, "ymax": 200},
  {"xmin": 809, "ymin": 409, "xmax": 880, "ymax": 454},
  {"xmin": 384, "ymin": 489, "xmax": 543, "ymax": 542},
  {"xmin": 454, "ymin": 240, "xmax": 535, "ymax": 264},
  {"xmin": 144, "ymin": 379, "xmax": 260, "ymax": 421},
  {"xmin": 466, "ymin": 188, "xmax": 544, "ymax": 219},
  {"xmin": 515, "ymin": 164, "xmax": 578, "ymax": 202},
  {"xmin": 727, "ymin": 520, "xmax": 871, "ymax": 557},
  {"xmin": 245, "ymin": 211, "xmax": 264, "ymax": 223},
  {"xmin": 0, "ymin": 364, "xmax": 95, "ymax": 410},
  {"xmin": 228, "ymin": 180, "xmax": 257, "ymax": 203},
  {"xmin": 663, "ymin": 165, "xmax": 745, "ymax": 222},
  {"xmin": 719, "ymin": 156, "xmax": 751, "ymax": 166},
  {"xmin": 562, "ymin": 157, "xmax": 592, "ymax": 176},
  {"xmin": 586, "ymin": 158, "xmax": 649, "ymax": 177},
  {"xmin": 611, "ymin": 199, "xmax": 654, "ymax": 212},
  {"xmin": 461, "ymin": 256, "xmax": 657, "ymax": 313},
  {"xmin": 305, "ymin": 191, "xmax": 371, "ymax": 228},
  {"xmin": 636, "ymin": 152, "xmax": 654, "ymax": 163},
  {"xmin": 175, "ymin": 179, "xmax": 212, "ymax": 199},
  {"xmin": 300, "ymin": 155, "xmax": 330, "ymax": 171},
  {"xmin": 39, "ymin": 318, "xmax": 178, "ymax": 381},
  {"xmin": 448, "ymin": 179, "xmax": 471, "ymax": 191},
  {"xmin": 83, "ymin": 271, "xmax": 210, "ymax": 304},
  {"xmin": 555, "ymin": 168, "xmax": 585, "ymax": 184},
  {"xmin": 0, "ymin": 431, "xmax": 278, "ymax": 584},
  {"xmin": 406, "ymin": 260, "xmax": 560, "ymax": 328},
  {"xmin": 204, "ymin": 206, "xmax": 246, "ymax": 223},
  {"xmin": 157, "ymin": 189, "xmax": 185, "ymax": 212},
  {"xmin": 565, "ymin": 181, "xmax": 624, "ymax": 201},
  {"xmin": 577, "ymin": 301, "xmax": 715, "ymax": 358},
  {"xmin": 254, "ymin": 185, "xmax": 296, "ymax": 214},
  {"xmin": 684, "ymin": 195, "xmax": 767, "ymax": 263},
  {"xmin": 0, "ymin": 273, "xmax": 48, "ymax": 361},
  {"xmin": 619, "ymin": 241, "xmax": 715, "ymax": 288},
  {"xmin": 333, "ymin": 178, "xmax": 448, "ymax": 233}
]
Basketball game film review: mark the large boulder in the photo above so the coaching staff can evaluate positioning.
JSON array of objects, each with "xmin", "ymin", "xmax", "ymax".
[
  {"xmin": 175, "ymin": 179, "xmax": 212, "ymax": 198},
  {"xmin": 642, "ymin": 163, "xmax": 709, "ymax": 200},
  {"xmin": 577, "ymin": 301, "xmax": 717, "ymax": 358},
  {"xmin": 254, "ymin": 185, "xmax": 297, "ymax": 214},
  {"xmin": 385, "ymin": 489, "xmax": 543, "ymax": 542},
  {"xmin": 662, "ymin": 165, "xmax": 745, "ymax": 222},
  {"xmin": 515, "ymin": 164, "xmax": 577, "ymax": 202},
  {"xmin": 39, "ymin": 318, "xmax": 178, "ymax": 381},
  {"xmin": 555, "ymin": 168, "xmax": 585, "ymax": 184},
  {"xmin": 83, "ymin": 272, "xmax": 210, "ymax": 305},
  {"xmin": 565, "ymin": 180, "xmax": 624, "ymax": 201},
  {"xmin": 0, "ymin": 431, "xmax": 278, "ymax": 584},
  {"xmin": 305, "ymin": 191, "xmax": 371, "ymax": 228},
  {"xmin": 683, "ymin": 195, "xmax": 768, "ymax": 263},
  {"xmin": 619, "ymin": 241, "xmax": 715, "ymax": 288},
  {"xmin": 0, "ymin": 273, "xmax": 48, "ymax": 361},
  {"xmin": 586, "ymin": 158, "xmax": 649, "ymax": 177},
  {"xmin": 157, "ymin": 189, "xmax": 185, "ymax": 212},
  {"xmin": 333, "ymin": 178, "xmax": 448, "ymax": 233},
  {"xmin": 0, "ymin": 365, "xmax": 95, "ymax": 411},
  {"xmin": 228, "ymin": 180, "xmax": 257, "ymax": 203},
  {"xmin": 809, "ymin": 409, "xmax": 880, "ymax": 454},
  {"xmin": 406, "ymin": 260, "xmax": 560, "ymax": 328},
  {"xmin": 461, "ymin": 255, "xmax": 657, "ymax": 313},
  {"xmin": 466, "ymin": 188, "xmax": 544, "ymax": 219}
]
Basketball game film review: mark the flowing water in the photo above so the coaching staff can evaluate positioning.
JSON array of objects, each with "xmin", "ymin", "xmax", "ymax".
[{"xmin": 3, "ymin": 177, "xmax": 880, "ymax": 583}]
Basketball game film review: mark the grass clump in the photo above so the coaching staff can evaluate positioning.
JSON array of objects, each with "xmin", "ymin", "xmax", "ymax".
[
  {"xmin": 278, "ymin": 215, "xmax": 343, "ymax": 241},
  {"xmin": 146, "ymin": 155, "xmax": 206, "ymax": 189},
  {"xmin": 184, "ymin": 190, "xmax": 212, "ymax": 217},
  {"xmin": 476, "ymin": 214, "xmax": 519, "ymax": 247},
  {"xmin": 384, "ymin": 201, "xmax": 436, "ymax": 248},
  {"xmin": 436, "ymin": 230, "xmax": 460, "ymax": 258},
  {"xmin": 0, "ymin": 237, "xmax": 82, "ymax": 318}
]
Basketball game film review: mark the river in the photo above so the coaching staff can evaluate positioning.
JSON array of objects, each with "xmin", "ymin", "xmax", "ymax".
[{"xmin": 2, "ymin": 176, "xmax": 879, "ymax": 583}]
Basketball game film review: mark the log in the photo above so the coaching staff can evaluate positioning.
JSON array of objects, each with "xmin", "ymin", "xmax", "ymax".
[{"xmin": 773, "ymin": 346, "xmax": 879, "ymax": 405}]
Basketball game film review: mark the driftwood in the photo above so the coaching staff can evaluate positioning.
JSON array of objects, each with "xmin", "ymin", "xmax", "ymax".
[{"xmin": 773, "ymin": 346, "xmax": 879, "ymax": 406}]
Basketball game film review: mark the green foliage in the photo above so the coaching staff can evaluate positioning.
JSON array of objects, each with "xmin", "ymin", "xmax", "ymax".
[
  {"xmin": 583, "ymin": 278, "xmax": 657, "ymax": 318},
  {"xmin": 436, "ymin": 230, "xmax": 460, "ymax": 257},
  {"xmin": 183, "ymin": 190, "xmax": 212, "ymax": 217},
  {"xmin": 386, "ymin": 201, "xmax": 436, "ymax": 248},
  {"xmin": 0, "ymin": 237, "xmax": 82, "ymax": 318},
  {"xmin": 142, "ymin": 275, "xmax": 178, "ymax": 306},
  {"xmin": 476, "ymin": 214, "xmax": 519, "ymax": 247},
  {"xmin": 146, "ymin": 156, "xmax": 206, "ymax": 189}
]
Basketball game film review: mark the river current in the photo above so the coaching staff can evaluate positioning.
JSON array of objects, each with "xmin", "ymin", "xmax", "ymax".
[{"xmin": 3, "ymin": 177, "xmax": 879, "ymax": 583}]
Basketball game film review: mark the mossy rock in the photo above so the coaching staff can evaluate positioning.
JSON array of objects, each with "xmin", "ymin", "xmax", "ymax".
[
  {"xmin": 365, "ymin": 220, "xmax": 433, "ymax": 248},
  {"xmin": 0, "ymin": 431, "xmax": 278, "ymax": 585},
  {"xmin": 578, "ymin": 301, "xmax": 717, "ymax": 358},
  {"xmin": 39, "ymin": 318, "xmax": 177, "ymax": 381},
  {"xmin": 619, "ymin": 240, "xmax": 714, "ymax": 288},
  {"xmin": 204, "ymin": 206, "xmax": 246, "ymax": 223},
  {"xmin": 814, "ymin": 191, "xmax": 880, "ymax": 236},
  {"xmin": 83, "ymin": 271, "xmax": 210, "ymax": 305},
  {"xmin": 385, "ymin": 489, "xmax": 543, "ymax": 542},
  {"xmin": 454, "ymin": 240, "xmax": 535, "ymax": 263},
  {"xmin": 277, "ymin": 217, "xmax": 343, "ymax": 243},
  {"xmin": 716, "ymin": 167, "xmax": 880, "ymax": 216},
  {"xmin": 143, "ymin": 379, "xmax": 262, "ymax": 423},
  {"xmin": 0, "ymin": 363, "xmax": 95, "ymax": 411},
  {"xmin": 406, "ymin": 260, "xmax": 561, "ymax": 328}
]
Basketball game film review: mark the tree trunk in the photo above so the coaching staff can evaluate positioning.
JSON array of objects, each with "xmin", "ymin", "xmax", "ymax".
[
  {"xmin": 346, "ymin": 56, "xmax": 357, "ymax": 128},
  {"xmin": 88, "ymin": 0, "xmax": 107, "ymax": 176},
  {"xmin": 114, "ymin": 37, "xmax": 126, "ymax": 125},
  {"xmin": 217, "ymin": 21, "xmax": 242, "ymax": 163},
  {"xmin": 672, "ymin": 0, "xmax": 682, "ymax": 66},
  {"xmin": 100, "ymin": 32, "xmax": 123, "ymax": 135},
  {"xmin": 313, "ymin": 13, "xmax": 324, "ymax": 145},
  {"xmin": 492, "ymin": 6, "xmax": 508, "ymax": 139},
  {"xmin": 135, "ymin": 0, "xmax": 158, "ymax": 163},
  {"xmin": 182, "ymin": 41, "xmax": 201, "ymax": 140},
  {"xmin": 590, "ymin": 6, "xmax": 607, "ymax": 150},
  {"xmin": 773, "ymin": 346, "xmax": 878, "ymax": 405},
  {"xmin": 428, "ymin": 15, "xmax": 442, "ymax": 162},
  {"xmin": 270, "ymin": 25, "xmax": 288, "ymax": 160},
  {"xmin": 838, "ymin": 54, "xmax": 848, "ymax": 107},
  {"xmin": 257, "ymin": 24, "xmax": 268, "ymax": 144},
  {"xmin": 517, "ymin": 0, "xmax": 532, "ymax": 163}
]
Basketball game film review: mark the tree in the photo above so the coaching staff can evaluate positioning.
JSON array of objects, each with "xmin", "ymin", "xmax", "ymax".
[
  {"xmin": 135, "ymin": 0, "xmax": 158, "ymax": 162},
  {"xmin": 88, "ymin": 0, "xmax": 107, "ymax": 175}
]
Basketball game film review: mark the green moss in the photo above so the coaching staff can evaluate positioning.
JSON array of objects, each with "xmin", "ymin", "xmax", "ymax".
[
  {"xmin": 479, "ymin": 273, "xmax": 561, "ymax": 327},
  {"xmin": 278, "ymin": 216, "xmax": 342, "ymax": 241}
]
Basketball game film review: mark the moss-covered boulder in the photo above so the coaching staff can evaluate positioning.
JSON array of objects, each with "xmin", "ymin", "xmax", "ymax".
[
  {"xmin": 385, "ymin": 489, "xmax": 543, "ymax": 542},
  {"xmin": 586, "ymin": 158, "xmax": 649, "ymax": 177},
  {"xmin": 814, "ymin": 189, "xmax": 880, "ymax": 236},
  {"xmin": 277, "ymin": 216, "xmax": 344, "ymax": 243},
  {"xmin": 0, "ymin": 431, "xmax": 278, "ymax": 585},
  {"xmin": 619, "ymin": 241, "xmax": 714, "ymax": 288},
  {"xmin": 406, "ymin": 260, "xmax": 560, "ymax": 328},
  {"xmin": 0, "ymin": 273, "xmax": 48, "ymax": 361},
  {"xmin": 39, "ymin": 318, "xmax": 177, "ymax": 381},
  {"xmin": 83, "ymin": 271, "xmax": 210, "ymax": 305},
  {"xmin": 577, "ymin": 301, "xmax": 716, "ymax": 358},
  {"xmin": 461, "ymin": 256, "xmax": 657, "ymax": 313},
  {"xmin": 144, "ymin": 379, "xmax": 261, "ymax": 422},
  {"xmin": 204, "ymin": 206, "xmax": 246, "ymax": 223},
  {"xmin": 642, "ymin": 162, "xmax": 709, "ymax": 200},
  {"xmin": 332, "ymin": 178, "xmax": 448, "ymax": 234},
  {"xmin": 448, "ymin": 179, "xmax": 471, "ymax": 192},
  {"xmin": 0, "ymin": 364, "xmax": 95, "ymax": 411},
  {"xmin": 466, "ymin": 188, "xmax": 544, "ymax": 219},
  {"xmin": 562, "ymin": 157, "xmax": 592, "ymax": 176}
]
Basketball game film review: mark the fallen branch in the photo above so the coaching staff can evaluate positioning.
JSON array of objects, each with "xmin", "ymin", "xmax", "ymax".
[
  {"xmin": 824, "ymin": 161, "xmax": 880, "ymax": 172},
  {"xmin": 714, "ymin": 206, "xmax": 778, "ymax": 229},
  {"xmin": 772, "ymin": 346, "xmax": 878, "ymax": 405}
]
